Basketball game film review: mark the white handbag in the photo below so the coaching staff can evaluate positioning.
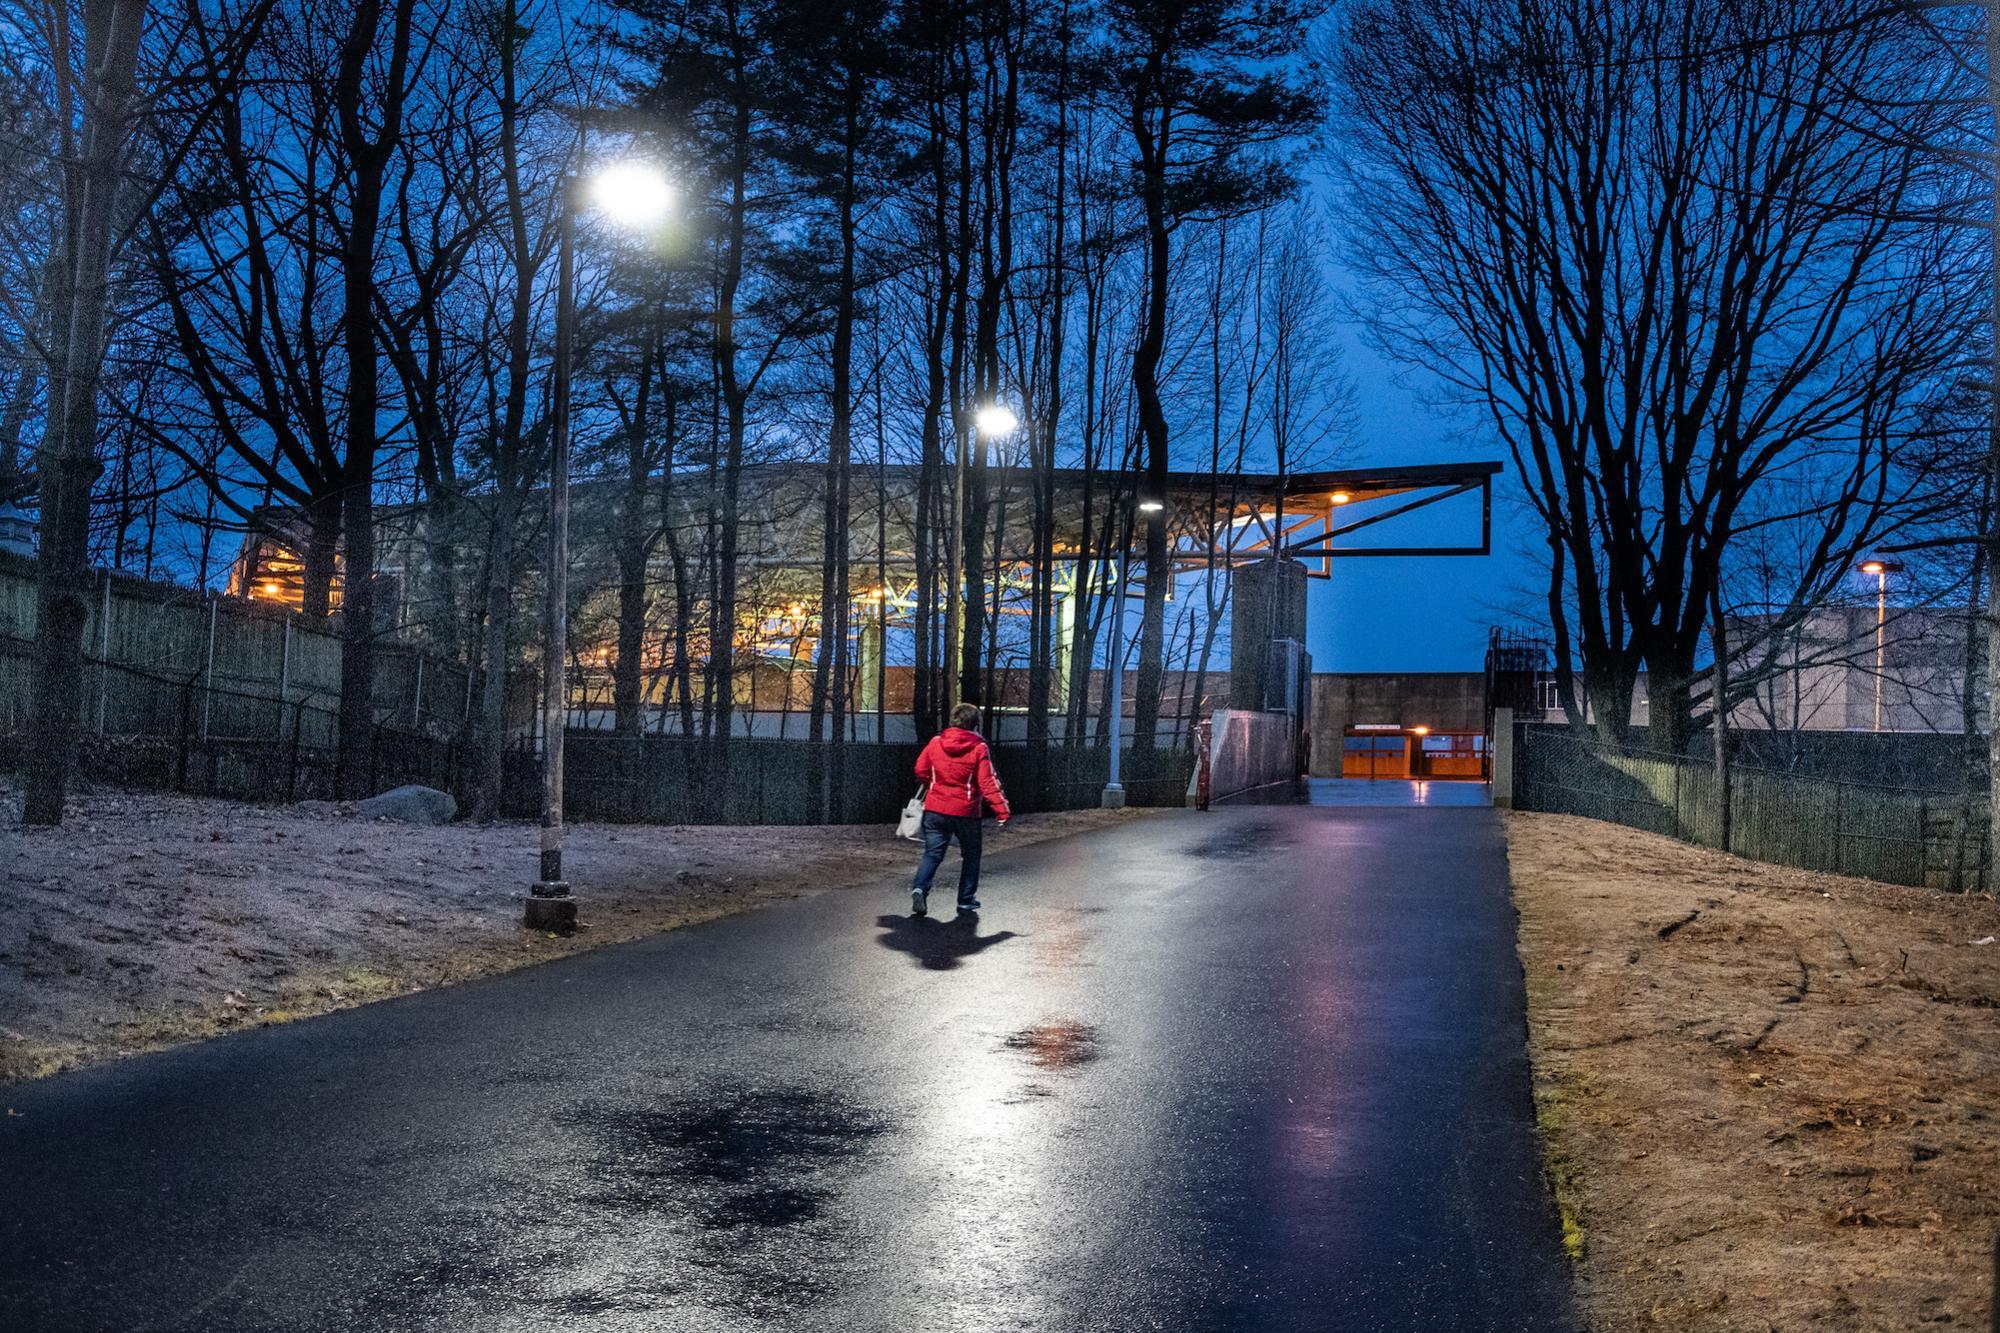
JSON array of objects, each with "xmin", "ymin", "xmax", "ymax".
[{"xmin": 896, "ymin": 787, "xmax": 926, "ymax": 841}]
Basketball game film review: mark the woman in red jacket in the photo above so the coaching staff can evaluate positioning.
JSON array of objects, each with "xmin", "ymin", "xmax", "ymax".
[{"xmin": 910, "ymin": 702, "xmax": 1011, "ymax": 916}]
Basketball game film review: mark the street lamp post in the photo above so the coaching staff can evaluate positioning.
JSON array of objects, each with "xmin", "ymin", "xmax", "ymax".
[
  {"xmin": 525, "ymin": 163, "xmax": 672, "ymax": 934},
  {"xmin": 945, "ymin": 403, "xmax": 1017, "ymax": 713},
  {"xmin": 1102, "ymin": 494, "xmax": 1163, "ymax": 809},
  {"xmin": 1102, "ymin": 537, "xmax": 1131, "ymax": 809},
  {"xmin": 1857, "ymin": 557, "xmax": 1905, "ymax": 734}
]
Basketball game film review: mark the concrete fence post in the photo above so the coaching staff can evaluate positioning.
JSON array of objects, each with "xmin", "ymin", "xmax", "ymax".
[
  {"xmin": 200, "ymin": 597, "xmax": 217, "ymax": 741},
  {"xmin": 1492, "ymin": 707, "xmax": 1515, "ymax": 808}
]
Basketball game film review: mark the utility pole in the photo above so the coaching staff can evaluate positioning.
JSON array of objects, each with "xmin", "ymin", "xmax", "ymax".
[{"xmin": 1103, "ymin": 536, "xmax": 1130, "ymax": 809}]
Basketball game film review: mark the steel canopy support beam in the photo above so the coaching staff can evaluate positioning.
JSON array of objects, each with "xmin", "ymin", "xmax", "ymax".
[{"xmin": 1284, "ymin": 475, "xmax": 1491, "ymax": 562}]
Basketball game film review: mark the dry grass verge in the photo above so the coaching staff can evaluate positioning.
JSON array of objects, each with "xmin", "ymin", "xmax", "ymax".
[
  {"xmin": 0, "ymin": 780, "xmax": 1135, "ymax": 1082},
  {"xmin": 1508, "ymin": 811, "xmax": 1998, "ymax": 1332}
]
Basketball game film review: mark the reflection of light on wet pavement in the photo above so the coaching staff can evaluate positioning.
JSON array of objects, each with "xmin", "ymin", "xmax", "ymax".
[
  {"xmin": 1002, "ymin": 1019, "xmax": 1101, "ymax": 1070},
  {"xmin": 1309, "ymin": 778, "xmax": 1492, "ymax": 808},
  {"xmin": 898, "ymin": 884, "xmax": 1111, "ymax": 1332},
  {"xmin": 1277, "ymin": 977, "xmax": 1362, "ymax": 1180}
]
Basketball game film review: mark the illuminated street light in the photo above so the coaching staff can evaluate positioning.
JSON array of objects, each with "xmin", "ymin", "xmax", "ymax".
[
  {"xmin": 527, "ymin": 160, "xmax": 675, "ymax": 936},
  {"xmin": 974, "ymin": 403, "xmax": 1019, "ymax": 438},
  {"xmin": 1330, "ymin": 491, "xmax": 1352, "ymax": 505},
  {"xmin": 944, "ymin": 401, "xmax": 1022, "ymax": 711},
  {"xmin": 588, "ymin": 161, "xmax": 674, "ymax": 229},
  {"xmin": 1856, "ymin": 557, "xmax": 1905, "ymax": 734}
]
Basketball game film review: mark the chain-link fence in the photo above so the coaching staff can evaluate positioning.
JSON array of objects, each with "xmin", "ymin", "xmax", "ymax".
[{"xmin": 1514, "ymin": 726, "xmax": 1989, "ymax": 892}]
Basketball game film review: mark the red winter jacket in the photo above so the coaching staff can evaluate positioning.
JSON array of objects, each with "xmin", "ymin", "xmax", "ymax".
[{"xmin": 916, "ymin": 727, "xmax": 1011, "ymax": 821}]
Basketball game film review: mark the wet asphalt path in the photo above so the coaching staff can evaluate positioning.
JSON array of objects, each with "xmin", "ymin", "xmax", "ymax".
[{"xmin": 0, "ymin": 804, "xmax": 1577, "ymax": 1332}]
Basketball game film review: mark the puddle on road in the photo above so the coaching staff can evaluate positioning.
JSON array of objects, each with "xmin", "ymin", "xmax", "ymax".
[
  {"xmin": 1183, "ymin": 822, "xmax": 1292, "ymax": 859},
  {"xmin": 571, "ymin": 1087, "xmax": 883, "ymax": 1231},
  {"xmin": 1001, "ymin": 1019, "xmax": 1102, "ymax": 1071}
]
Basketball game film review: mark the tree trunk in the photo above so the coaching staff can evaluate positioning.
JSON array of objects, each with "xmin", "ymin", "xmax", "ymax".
[
  {"xmin": 472, "ymin": 0, "xmax": 537, "ymax": 820},
  {"xmin": 23, "ymin": 0, "xmax": 146, "ymax": 827},
  {"xmin": 332, "ymin": 0, "xmax": 418, "ymax": 799},
  {"xmin": 299, "ymin": 491, "xmax": 341, "ymax": 620},
  {"xmin": 614, "ymin": 346, "xmax": 658, "ymax": 739},
  {"xmin": 1987, "ymin": 6, "xmax": 2000, "ymax": 889},
  {"xmin": 1129, "ymin": 90, "xmax": 1171, "ymax": 755}
]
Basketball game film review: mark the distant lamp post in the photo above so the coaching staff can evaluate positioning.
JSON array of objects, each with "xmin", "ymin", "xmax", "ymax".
[
  {"xmin": 525, "ymin": 159, "xmax": 674, "ymax": 935},
  {"xmin": 1857, "ymin": 558, "xmax": 1904, "ymax": 734},
  {"xmin": 1104, "ymin": 492, "xmax": 1166, "ymax": 809}
]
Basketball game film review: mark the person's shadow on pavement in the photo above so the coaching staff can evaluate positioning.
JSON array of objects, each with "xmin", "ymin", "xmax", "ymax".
[{"xmin": 873, "ymin": 912, "xmax": 1018, "ymax": 971}]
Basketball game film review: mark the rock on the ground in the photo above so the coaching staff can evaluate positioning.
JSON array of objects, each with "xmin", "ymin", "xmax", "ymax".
[{"xmin": 355, "ymin": 786, "xmax": 457, "ymax": 825}]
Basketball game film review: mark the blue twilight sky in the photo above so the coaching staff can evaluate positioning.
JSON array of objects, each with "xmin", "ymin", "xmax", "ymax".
[{"xmin": 1302, "ymin": 312, "xmax": 1536, "ymax": 675}]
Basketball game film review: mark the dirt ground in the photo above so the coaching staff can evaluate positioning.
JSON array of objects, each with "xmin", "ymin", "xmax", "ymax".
[
  {"xmin": 1508, "ymin": 811, "xmax": 1999, "ymax": 1332},
  {"xmin": 0, "ymin": 780, "xmax": 1137, "ymax": 1083}
]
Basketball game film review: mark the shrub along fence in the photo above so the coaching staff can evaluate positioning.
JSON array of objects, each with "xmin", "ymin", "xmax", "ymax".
[{"xmin": 1514, "ymin": 725, "xmax": 1989, "ymax": 892}]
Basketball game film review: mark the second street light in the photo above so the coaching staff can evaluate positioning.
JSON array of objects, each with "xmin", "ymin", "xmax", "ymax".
[
  {"xmin": 946, "ymin": 401, "xmax": 1017, "ymax": 712},
  {"xmin": 1103, "ymin": 492, "xmax": 1164, "ymax": 809},
  {"xmin": 524, "ymin": 161, "xmax": 674, "ymax": 934}
]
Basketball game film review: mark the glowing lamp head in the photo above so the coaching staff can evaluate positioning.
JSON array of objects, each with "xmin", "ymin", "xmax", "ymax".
[
  {"xmin": 589, "ymin": 161, "xmax": 674, "ymax": 229},
  {"xmin": 1860, "ymin": 561, "xmax": 1885, "ymax": 575},
  {"xmin": 1412, "ymin": 725, "xmax": 1430, "ymax": 736},
  {"xmin": 1136, "ymin": 498, "xmax": 1165, "ymax": 514},
  {"xmin": 974, "ymin": 403, "xmax": 1019, "ymax": 438},
  {"xmin": 1329, "ymin": 491, "xmax": 1352, "ymax": 505}
]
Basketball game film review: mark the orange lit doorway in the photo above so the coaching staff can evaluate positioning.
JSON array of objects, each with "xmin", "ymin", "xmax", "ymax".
[{"xmin": 1340, "ymin": 726, "xmax": 1488, "ymax": 780}]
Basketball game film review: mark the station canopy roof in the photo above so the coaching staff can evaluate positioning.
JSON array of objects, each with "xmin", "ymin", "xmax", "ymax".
[{"xmin": 958, "ymin": 458, "xmax": 1503, "ymax": 576}]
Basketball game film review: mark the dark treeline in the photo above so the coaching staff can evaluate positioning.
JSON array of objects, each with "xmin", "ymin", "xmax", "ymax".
[{"xmin": 2, "ymin": 0, "xmax": 1345, "ymax": 824}]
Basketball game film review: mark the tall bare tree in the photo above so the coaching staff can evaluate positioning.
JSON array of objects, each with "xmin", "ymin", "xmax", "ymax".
[
  {"xmin": 1337, "ymin": 0, "xmax": 1966, "ymax": 749},
  {"xmin": 1087, "ymin": 0, "xmax": 1321, "ymax": 752},
  {"xmin": 23, "ymin": 0, "xmax": 149, "ymax": 826}
]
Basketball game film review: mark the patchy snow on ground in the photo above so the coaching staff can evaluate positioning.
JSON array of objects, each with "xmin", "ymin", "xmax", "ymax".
[
  {"xmin": 1509, "ymin": 811, "xmax": 1999, "ymax": 1333},
  {"xmin": 0, "ymin": 780, "xmax": 1135, "ymax": 1081}
]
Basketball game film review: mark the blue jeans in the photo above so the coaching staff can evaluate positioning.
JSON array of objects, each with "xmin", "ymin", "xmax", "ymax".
[{"xmin": 911, "ymin": 811, "xmax": 984, "ymax": 904}]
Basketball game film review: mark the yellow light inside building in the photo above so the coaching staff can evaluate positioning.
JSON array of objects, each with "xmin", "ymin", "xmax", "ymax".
[{"xmin": 1330, "ymin": 491, "xmax": 1352, "ymax": 505}]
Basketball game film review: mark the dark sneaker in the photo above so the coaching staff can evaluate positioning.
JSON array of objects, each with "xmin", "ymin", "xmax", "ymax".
[
  {"xmin": 911, "ymin": 890, "xmax": 928, "ymax": 917},
  {"xmin": 956, "ymin": 897, "xmax": 981, "ymax": 912}
]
